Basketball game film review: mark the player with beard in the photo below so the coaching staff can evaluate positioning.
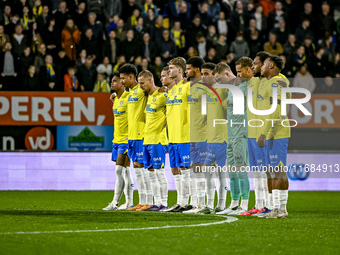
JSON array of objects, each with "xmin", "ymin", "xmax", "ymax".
[
  {"xmin": 183, "ymin": 56, "xmax": 207, "ymax": 214},
  {"xmin": 257, "ymin": 55, "xmax": 290, "ymax": 218},
  {"xmin": 138, "ymin": 70, "xmax": 169, "ymax": 211}
]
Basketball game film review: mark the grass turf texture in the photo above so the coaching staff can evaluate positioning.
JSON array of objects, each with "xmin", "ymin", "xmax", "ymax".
[{"xmin": 0, "ymin": 191, "xmax": 339, "ymax": 254}]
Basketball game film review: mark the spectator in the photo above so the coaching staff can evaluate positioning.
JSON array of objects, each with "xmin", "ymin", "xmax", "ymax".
[
  {"xmin": 83, "ymin": 12, "xmax": 104, "ymax": 41},
  {"xmin": 120, "ymin": 29, "xmax": 141, "ymax": 63},
  {"xmin": 300, "ymin": 2, "xmax": 316, "ymax": 34},
  {"xmin": 87, "ymin": 0, "xmax": 105, "ymax": 20},
  {"xmin": 34, "ymin": 43, "xmax": 47, "ymax": 74},
  {"xmin": 20, "ymin": 46, "xmax": 34, "ymax": 77},
  {"xmin": 283, "ymin": 34, "xmax": 297, "ymax": 61},
  {"xmin": 244, "ymin": 19, "xmax": 260, "ymax": 44},
  {"xmin": 115, "ymin": 19, "xmax": 127, "ymax": 42},
  {"xmin": 121, "ymin": 0, "xmax": 141, "ymax": 22},
  {"xmin": 64, "ymin": 66, "xmax": 79, "ymax": 92},
  {"xmin": 39, "ymin": 54, "xmax": 57, "ymax": 91},
  {"xmin": 93, "ymin": 73, "xmax": 110, "ymax": 92},
  {"xmin": 104, "ymin": 30, "xmax": 120, "ymax": 64},
  {"xmin": 141, "ymin": 0, "xmax": 158, "ymax": 17},
  {"xmin": 144, "ymin": 8, "xmax": 156, "ymax": 32},
  {"xmin": 61, "ymin": 19, "xmax": 81, "ymax": 61},
  {"xmin": 198, "ymin": 2, "xmax": 211, "ymax": 28},
  {"xmin": 171, "ymin": 21, "xmax": 185, "ymax": 53},
  {"xmin": 319, "ymin": 32, "xmax": 335, "ymax": 62},
  {"xmin": 318, "ymin": 76, "xmax": 338, "ymax": 93},
  {"xmin": 177, "ymin": 2, "xmax": 191, "ymax": 31},
  {"xmin": 169, "ymin": 0, "xmax": 190, "ymax": 21},
  {"xmin": 36, "ymin": 5, "xmax": 51, "ymax": 32},
  {"xmin": 97, "ymin": 56, "xmax": 113, "ymax": 79},
  {"xmin": 133, "ymin": 56, "xmax": 142, "ymax": 72},
  {"xmin": 303, "ymin": 35, "xmax": 315, "ymax": 66},
  {"xmin": 0, "ymin": 42, "xmax": 18, "ymax": 91},
  {"xmin": 31, "ymin": 33, "xmax": 43, "ymax": 55},
  {"xmin": 248, "ymin": 30, "xmax": 262, "ymax": 59},
  {"xmin": 295, "ymin": 18, "xmax": 314, "ymax": 45},
  {"xmin": 247, "ymin": 0, "xmax": 255, "ymax": 14},
  {"xmin": 6, "ymin": 14, "xmax": 20, "ymax": 36},
  {"xmin": 42, "ymin": 18, "xmax": 59, "ymax": 58},
  {"xmin": 310, "ymin": 47, "xmax": 328, "ymax": 78},
  {"xmin": 204, "ymin": 48, "xmax": 219, "ymax": 64},
  {"xmin": 186, "ymin": 16, "xmax": 206, "ymax": 48},
  {"xmin": 159, "ymin": 29, "xmax": 177, "ymax": 63},
  {"xmin": 317, "ymin": 1, "xmax": 335, "ymax": 41},
  {"xmin": 0, "ymin": 25, "xmax": 10, "ymax": 52},
  {"xmin": 253, "ymin": 4, "xmax": 268, "ymax": 35},
  {"xmin": 217, "ymin": 11, "xmax": 228, "ymax": 36},
  {"xmin": 183, "ymin": 46, "xmax": 198, "ymax": 59},
  {"xmin": 75, "ymin": 49, "xmax": 87, "ymax": 71},
  {"xmin": 207, "ymin": 25, "xmax": 218, "ymax": 46},
  {"xmin": 230, "ymin": 32, "xmax": 250, "ymax": 60},
  {"xmin": 73, "ymin": 2, "xmax": 88, "ymax": 32},
  {"xmin": 272, "ymin": 18, "xmax": 289, "ymax": 46},
  {"xmin": 107, "ymin": 14, "xmax": 119, "ymax": 34},
  {"xmin": 80, "ymin": 28, "xmax": 100, "ymax": 60},
  {"xmin": 24, "ymin": 65, "xmax": 40, "ymax": 91},
  {"xmin": 20, "ymin": 6, "xmax": 34, "ymax": 31},
  {"xmin": 206, "ymin": 0, "xmax": 221, "ymax": 24},
  {"xmin": 268, "ymin": 1, "xmax": 287, "ymax": 31},
  {"xmin": 216, "ymin": 35, "xmax": 228, "ymax": 58},
  {"xmin": 55, "ymin": 50, "xmax": 71, "ymax": 89},
  {"xmin": 331, "ymin": 53, "xmax": 340, "ymax": 77},
  {"xmin": 293, "ymin": 64, "xmax": 316, "ymax": 93},
  {"xmin": 32, "ymin": 0, "xmax": 42, "ymax": 19},
  {"xmin": 54, "ymin": 1, "xmax": 71, "ymax": 33},
  {"xmin": 103, "ymin": 0, "xmax": 122, "ymax": 23},
  {"xmin": 113, "ymin": 55, "xmax": 126, "ymax": 71},
  {"xmin": 134, "ymin": 16, "xmax": 146, "ymax": 41},
  {"xmin": 293, "ymin": 45, "xmax": 306, "ymax": 73},
  {"xmin": 77, "ymin": 56, "xmax": 97, "ymax": 91},
  {"xmin": 230, "ymin": 1, "xmax": 250, "ymax": 35},
  {"xmin": 258, "ymin": 0, "xmax": 275, "ymax": 17},
  {"xmin": 196, "ymin": 33, "xmax": 214, "ymax": 59},
  {"xmin": 11, "ymin": 24, "xmax": 27, "ymax": 58},
  {"xmin": 152, "ymin": 56, "xmax": 163, "ymax": 84},
  {"xmin": 127, "ymin": 8, "xmax": 141, "ymax": 29},
  {"xmin": 1, "ymin": 4, "xmax": 12, "ymax": 26},
  {"xmin": 150, "ymin": 15, "xmax": 165, "ymax": 43},
  {"xmin": 142, "ymin": 32, "xmax": 157, "ymax": 62},
  {"xmin": 264, "ymin": 33, "xmax": 283, "ymax": 56}
]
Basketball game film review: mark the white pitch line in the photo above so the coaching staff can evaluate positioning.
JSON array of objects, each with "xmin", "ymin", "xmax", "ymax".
[{"xmin": 0, "ymin": 216, "xmax": 238, "ymax": 235}]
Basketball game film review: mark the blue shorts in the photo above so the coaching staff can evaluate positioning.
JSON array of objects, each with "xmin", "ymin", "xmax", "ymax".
[
  {"xmin": 111, "ymin": 143, "xmax": 128, "ymax": 161},
  {"xmin": 128, "ymin": 140, "xmax": 144, "ymax": 164},
  {"xmin": 190, "ymin": 141, "xmax": 208, "ymax": 165},
  {"xmin": 143, "ymin": 144, "xmax": 167, "ymax": 169},
  {"xmin": 168, "ymin": 143, "xmax": 190, "ymax": 168},
  {"xmin": 266, "ymin": 138, "xmax": 289, "ymax": 168},
  {"xmin": 248, "ymin": 138, "xmax": 266, "ymax": 170},
  {"xmin": 204, "ymin": 142, "xmax": 227, "ymax": 167}
]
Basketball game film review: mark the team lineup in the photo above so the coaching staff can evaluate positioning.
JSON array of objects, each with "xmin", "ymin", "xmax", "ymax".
[{"xmin": 104, "ymin": 51, "xmax": 290, "ymax": 218}]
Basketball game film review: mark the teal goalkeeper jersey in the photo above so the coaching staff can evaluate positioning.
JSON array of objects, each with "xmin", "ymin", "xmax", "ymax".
[{"xmin": 227, "ymin": 81, "xmax": 248, "ymax": 139}]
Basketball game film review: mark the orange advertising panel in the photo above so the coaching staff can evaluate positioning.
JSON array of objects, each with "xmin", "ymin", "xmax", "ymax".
[
  {"xmin": 0, "ymin": 92, "xmax": 114, "ymax": 126},
  {"xmin": 288, "ymin": 94, "xmax": 340, "ymax": 128}
]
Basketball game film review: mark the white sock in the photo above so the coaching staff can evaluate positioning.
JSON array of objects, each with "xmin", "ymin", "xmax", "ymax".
[
  {"xmin": 253, "ymin": 171, "xmax": 263, "ymax": 209},
  {"xmin": 205, "ymin": 170, "xmax": 215, "ymax": 209},
  {"xmin": 230, "ymin": 200, "xmax": 239, "ymax": 208},
  {"xmin": 189, "ymin": 168, "xmax": 197, "ymax": 207},
  {"xmin": 272, "ymin": 189, "xmax": 280, "ymax": 209},
  {"xmin": 263, "ymin": 173, "xmax": 269, "ymax": 208},
  {"xmin": 174, "ymin": 174, "xmax": 181, "ymax": 205},
  {"xmin": 196, "ymin": 172, "xmax": 206, "ymax": 208},
  {"xmin": 113, "ymin": 165, "xmax": 125, "ymax": 202},
  {"xmin": 142, "ymin": 168, "xmax": 152, "ymax": 205},
  {"xmin": 279, "ymin": 190, "xmax": 288, "ymax": 211},
  {"xmin": 149, "ymin": 170, "xmax": 161, "ymax": 205},
  {"xmin": 181, "ymin": 169, "xmax": 190, "ymax": 206},
  {"xmin": 124, "ymin": 167, "xmax": 134, "ymax": 206},
  {"xmin": 240, "ymin": 199, "xmax": 249, "ymax": 211},
  {"xmin": 134, "ymin": 168, "xmax": 146, "ymax": 205},
  {"xmin": 268, "ymin": 193, "xmax": 273, "ymax": 210},
  {"xmin": 217, "ymin": 171, "xmax": 227, "ymax": 209},
  {"xmin": 155, "ymin": 169, "xmax": 168, "ymax": 206}
]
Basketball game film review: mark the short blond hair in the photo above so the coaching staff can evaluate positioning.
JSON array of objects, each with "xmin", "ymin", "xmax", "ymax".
[
  {"xmin": 167, "ymin": 57, "xmax": 186, "ymax": 74},
  {"xmin": 138, "ymin": 70, "xmax": 154, "ymax": 79}
]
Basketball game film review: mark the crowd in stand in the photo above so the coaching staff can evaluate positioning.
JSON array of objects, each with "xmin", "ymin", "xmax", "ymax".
[{"xmin": 0, "ymin": 0, "xmax": 340, "ymax": 93}]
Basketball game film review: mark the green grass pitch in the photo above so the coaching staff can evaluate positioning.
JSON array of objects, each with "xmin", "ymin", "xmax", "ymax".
[{"xmin": 0, "ymin": 191, "xmax": 339, "ymax": 254}]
